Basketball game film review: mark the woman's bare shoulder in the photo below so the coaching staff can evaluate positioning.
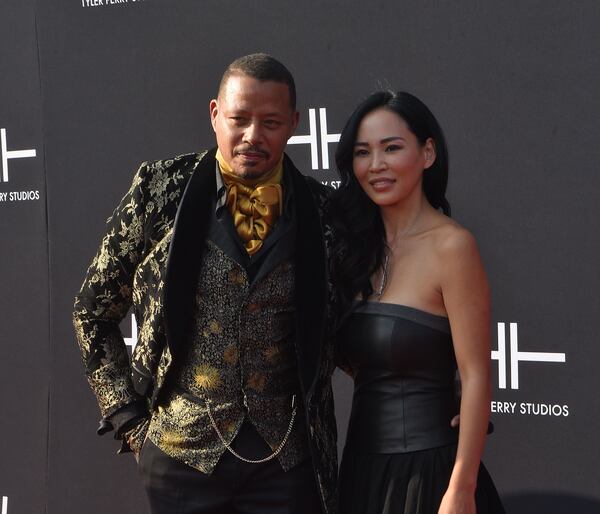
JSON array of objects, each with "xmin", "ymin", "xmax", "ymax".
[{"xmin": 428, "ymin": 216, "xmax": 480, "ymax": 262}]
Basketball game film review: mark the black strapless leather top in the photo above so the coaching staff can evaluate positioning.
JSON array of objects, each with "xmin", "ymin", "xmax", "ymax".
[{"xmin": 338, "ymin": 302, "xmax": 459, "ymax": 453}]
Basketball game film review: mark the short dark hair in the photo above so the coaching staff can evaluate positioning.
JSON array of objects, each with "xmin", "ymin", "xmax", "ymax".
[{"xmin": 218, "ymin": 53, "xmax": 297, "ymax": 110}]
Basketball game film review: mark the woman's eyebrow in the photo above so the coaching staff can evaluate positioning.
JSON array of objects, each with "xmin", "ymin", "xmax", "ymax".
[{"xmin": 354, "ymin": 136, "xmax": 405, "ymax": 146}]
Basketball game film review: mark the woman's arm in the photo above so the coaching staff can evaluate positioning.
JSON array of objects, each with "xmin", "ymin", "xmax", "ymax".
[{"xmin": 438, "ymin": 227, "xmax": 491, "ymax": 514}]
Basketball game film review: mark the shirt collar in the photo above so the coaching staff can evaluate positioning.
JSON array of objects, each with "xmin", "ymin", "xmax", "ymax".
[{"xmin": 215, "ymin": 161, "xmax": 227, "ymax": 213}]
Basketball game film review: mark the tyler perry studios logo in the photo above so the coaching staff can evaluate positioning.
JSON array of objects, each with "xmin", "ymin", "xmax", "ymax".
[
  {"xmin": 288, "ymin": 107, "xmax": 341, "ymax": 187},
  {"xmin": 0, "ymin": 128, "xmax": 40, "ymax": 204},
  {"xmin": 491, "ymin": 322, "xmax": 568, "ymax": 417},
  {"xmin": 81, "ymin": 0, "xmax": 147, "ymax": 8}
]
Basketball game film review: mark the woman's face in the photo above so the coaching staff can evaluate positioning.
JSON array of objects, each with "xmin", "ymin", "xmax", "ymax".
[{"xmin": 352, "ymin": 108, "xmax": 434, "ymax": 207}]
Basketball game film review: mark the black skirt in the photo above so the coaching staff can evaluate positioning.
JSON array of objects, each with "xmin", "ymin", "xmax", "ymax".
[{"xmin": 338, "ymin": 444, "xmax": 505, "ymax": 514}]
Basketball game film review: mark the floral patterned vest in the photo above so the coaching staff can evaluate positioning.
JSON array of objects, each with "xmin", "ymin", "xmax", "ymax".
[{"xmin": 146, "ymin": 240, "xmax": 309, "ymax": 473}]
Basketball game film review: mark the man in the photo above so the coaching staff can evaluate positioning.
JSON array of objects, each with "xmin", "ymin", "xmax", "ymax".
[{"xmin": 73, "ymin": 54, "xmax": 337, "ymax": 514}]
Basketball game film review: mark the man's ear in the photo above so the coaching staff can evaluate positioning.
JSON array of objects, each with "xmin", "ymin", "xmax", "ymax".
[
  {"xmin": 209, "ymin": 99, "xmax": 218, "ymax": 132},
  {"xmin": 290, "ymin": 110, "xmax": 300, "ymax": 136}
]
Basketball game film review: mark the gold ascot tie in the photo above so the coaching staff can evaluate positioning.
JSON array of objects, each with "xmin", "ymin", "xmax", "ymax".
[{"xmin": 216, "ymin": 150, "xmax": 283, "ymax": 256}]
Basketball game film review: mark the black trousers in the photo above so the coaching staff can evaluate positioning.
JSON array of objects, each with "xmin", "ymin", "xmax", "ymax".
[{"xmin": 138, "ymin": 421, "xmax": 323, "ymax": 514}]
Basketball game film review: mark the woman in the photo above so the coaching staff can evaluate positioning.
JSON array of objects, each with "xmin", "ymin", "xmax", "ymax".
[{"xmin": 330, "ymin": 91, "xmax": 505, "ymax": 514}]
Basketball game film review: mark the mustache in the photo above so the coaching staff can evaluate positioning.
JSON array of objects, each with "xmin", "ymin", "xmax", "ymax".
[{"xmin": 235, "ymin": 146, "xmax": 269, "ymax": 157}]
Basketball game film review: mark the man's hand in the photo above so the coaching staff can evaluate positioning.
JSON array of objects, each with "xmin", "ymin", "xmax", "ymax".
[{"xmin": 124, "ymin": 418, "xmax": 150, "ymax": 462}]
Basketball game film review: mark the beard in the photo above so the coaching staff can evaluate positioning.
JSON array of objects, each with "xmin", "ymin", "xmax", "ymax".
[{"xmin": 231, "ymin": 146, "xmax": 276, "ymax": 179}]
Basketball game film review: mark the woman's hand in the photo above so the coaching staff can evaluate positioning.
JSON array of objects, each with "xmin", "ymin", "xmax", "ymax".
[{"xmin": 438, "ymin": 487, "xmax": 476, "ymax": 514}]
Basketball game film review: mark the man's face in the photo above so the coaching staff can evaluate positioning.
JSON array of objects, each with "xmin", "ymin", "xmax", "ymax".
[{"xmin": 210, "ymin": 74, "xmax": 299, "ymax": 179}]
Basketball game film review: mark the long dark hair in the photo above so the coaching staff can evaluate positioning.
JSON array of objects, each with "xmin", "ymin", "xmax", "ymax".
[{"xmin": 330, "ymin": 91, "xmax": 450, "ymax": 315}]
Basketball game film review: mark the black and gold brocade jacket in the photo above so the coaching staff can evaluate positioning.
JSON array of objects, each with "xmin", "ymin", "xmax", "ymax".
[{"xmin": 73, "ymin": 148, "xmax": 338, "ymax": 514}]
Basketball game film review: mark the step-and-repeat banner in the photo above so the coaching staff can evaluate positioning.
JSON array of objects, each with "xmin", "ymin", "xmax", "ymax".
[
  {"xmin": 0, "ymin": 2, "xmax": 49, "ymax": 514},
  {"xmin": 2, "ymin": 1, "xmax": 599, "ymax": 512}
]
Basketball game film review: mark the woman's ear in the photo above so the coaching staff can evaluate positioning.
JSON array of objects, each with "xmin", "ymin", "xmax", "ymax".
[{"xmin": 424, "ymin": 138, "xmax": 436, "ymax": 169}]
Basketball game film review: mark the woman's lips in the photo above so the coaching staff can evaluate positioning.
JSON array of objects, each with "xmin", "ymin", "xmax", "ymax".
[{"xmin": 369, "ymin": 178, "xmax": 395, "ymax": 192}]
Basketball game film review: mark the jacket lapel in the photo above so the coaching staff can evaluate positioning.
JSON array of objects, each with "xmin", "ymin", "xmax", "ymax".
[
  {"xmin": 287, "ymin": 156, "xmax": 328, "ymax": 400},
  {"xmin": 164, "ymin": 148, "xmax": 217, "ymax": 361}
]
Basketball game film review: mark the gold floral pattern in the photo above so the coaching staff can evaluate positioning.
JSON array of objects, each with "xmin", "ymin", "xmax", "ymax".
[
  {"xmin": 247, "ymin": 372, "xmax": 267, "ymax": 392},
  {"xmin": 220, "ymin": 419, "xmax": 237, "ymax": 434},
  {"xmin": 160, "ymin": 429, "xmax": 186, "ymax": 449},
  {"xmin": 228, "ymin": 268, "xmax": 246, "ymax": 285},
  {"xmin": 263, "ymin": 344, "xmax": 282, "ymax": 364},
  {"xmin": 223, "ymin": 344, "xmax": 239, "ymax": 366},
  {"xmin": 208, "ymin": 320, "xmax": 222, "ymax": 335},
  {"xmin": 73, "ymin": 153, "xmax": 204, "ymax": 417},
  {"xmin": 194, "ymin": 364, "xmax": 221, "ymax": 391}
]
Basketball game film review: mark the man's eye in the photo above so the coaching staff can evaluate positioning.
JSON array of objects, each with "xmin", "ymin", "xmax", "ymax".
[{"xmin": 264, "ymin": 120, "xmax": 282, "ymax": 128}]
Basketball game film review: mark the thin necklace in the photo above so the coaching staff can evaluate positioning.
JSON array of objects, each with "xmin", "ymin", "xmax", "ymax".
[
  {"xmin": 376, "ymin": 206, "xmax": 425, "ymax": 300},
  {"xmin": 375, "ymin": 251, "xmax": 390, "ymax": 300}
]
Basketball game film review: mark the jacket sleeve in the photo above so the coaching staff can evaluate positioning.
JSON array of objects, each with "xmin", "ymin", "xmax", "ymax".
[{"xmin": 73, "ymin": 162, "xmax": 151, "ymax": 433}]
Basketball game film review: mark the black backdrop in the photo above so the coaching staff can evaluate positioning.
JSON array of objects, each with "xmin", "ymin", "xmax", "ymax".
[{"xmin": 1, "ymin": 1, "xmax": 599, "ymax": 513}]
